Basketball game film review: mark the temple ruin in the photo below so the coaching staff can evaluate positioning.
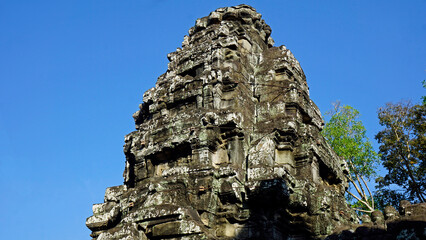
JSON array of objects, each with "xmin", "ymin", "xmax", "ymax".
[{"xmin": 86, "ymin": 5, "xmax": 425, "ymax": 240}]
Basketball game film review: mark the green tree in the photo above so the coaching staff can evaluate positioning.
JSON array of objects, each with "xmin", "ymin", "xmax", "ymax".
[
  {"xmin": 322, "ymin": 103, "xmax": 380, "ymax": 213},
  {"xmin": 375, "ymin": 101, "xmax": 425, "ymax": 204}
]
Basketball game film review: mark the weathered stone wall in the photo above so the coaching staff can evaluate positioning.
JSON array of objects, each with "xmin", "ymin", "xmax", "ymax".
[
  {"xmin": 327, "ymin": 201, "xmax": 426, "ymax": 240},
  {"xmin": 87, "ymin": 5, "xmax": 359, "ymax": 239}
]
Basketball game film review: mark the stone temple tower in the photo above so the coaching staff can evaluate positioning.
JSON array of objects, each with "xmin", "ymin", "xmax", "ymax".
[{"xmin": 87, "ymin": 5, "xmax": 357, "ymax": 240}]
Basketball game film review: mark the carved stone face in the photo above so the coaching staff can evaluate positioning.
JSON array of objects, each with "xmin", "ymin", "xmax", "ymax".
[{"xmin": 87, "ymin": 5, "xmax": 356, "ymax": 239}]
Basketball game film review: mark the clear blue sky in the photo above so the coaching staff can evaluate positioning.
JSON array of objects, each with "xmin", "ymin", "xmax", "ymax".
[{"xmin": 0, "ymin": 0, "xmax": 424, "ymax": 239}]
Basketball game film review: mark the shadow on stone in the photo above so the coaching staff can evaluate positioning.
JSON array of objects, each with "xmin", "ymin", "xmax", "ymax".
[
  {"xmin": 325, "ymin": 220, "xmax": 426, "ymax": 240},
  {"xmin": 234, "ymin": 179, "xmax": 313, "ymax": 240}
]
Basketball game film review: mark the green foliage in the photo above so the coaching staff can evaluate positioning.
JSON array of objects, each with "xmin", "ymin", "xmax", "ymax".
[
  {"xmin": 375, "ymin": 101, "xmax": 426, "ymax": 204},
  {"xmin": 422, "ymin": 80, "xmax": 426, "ymax": 105},
  {"xmin": 322, "ymin": 103, "xmax": 380, "ymax": 212},
  {"xmin": 323, "ymin": 104, "xmax": 380, "ymax": 180},
  {"xmin": 374, "ymin": 183, "xmax": 406, "ymax": 210}
]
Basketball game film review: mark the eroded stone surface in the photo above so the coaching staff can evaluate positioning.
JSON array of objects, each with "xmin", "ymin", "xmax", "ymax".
[
  {"xmin": 326, "ymin": 201, "xmax": 426, "ymax": 240},
  {"xmin": 87, "ymin": 4, "xmax": 358, "ymax": 239}
]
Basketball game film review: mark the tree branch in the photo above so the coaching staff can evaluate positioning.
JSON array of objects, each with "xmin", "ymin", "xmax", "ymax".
[
  {"xmin": 346, "ymin": 190, "xmax": 374, "ymax": 212},
  {"xmin": 347, "ymin": 175, "xmax": 364, "ymax": 198},
  {"xmin": 360, "ymin": 175, "xmax": 374, "ymax": 209},
  {"xmin": 393, "ymin": 124, "xmax": 426, "ymax": 202},
  {"xmin": 353, "ymin": 208, "xmax": 373, "ymax": 213}
]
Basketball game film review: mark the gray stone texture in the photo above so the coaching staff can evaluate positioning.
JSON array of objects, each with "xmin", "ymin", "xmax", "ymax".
[
  {"xmin": 88, "ymin": 4, "xmax": 426, "ymax": 240},
  {"xmin": 326, "ymin": 202, "xmax": 426, "ymax": 240}
]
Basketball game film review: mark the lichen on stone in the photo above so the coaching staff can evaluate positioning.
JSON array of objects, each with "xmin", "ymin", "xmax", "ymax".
[{"xmin": 86, "ymin": 4, "xmax": 372, "ymax": 240}]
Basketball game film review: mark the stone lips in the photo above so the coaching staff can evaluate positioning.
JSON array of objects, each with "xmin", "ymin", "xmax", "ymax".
[{"xmin": 87, "ymin": 4, "xmax": 358, "ymax": 239}]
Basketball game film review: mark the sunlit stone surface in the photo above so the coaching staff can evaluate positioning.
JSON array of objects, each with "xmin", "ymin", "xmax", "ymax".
[{"xmin": 87, "ymin": 4, "xmax": 361, "ymax": 239}]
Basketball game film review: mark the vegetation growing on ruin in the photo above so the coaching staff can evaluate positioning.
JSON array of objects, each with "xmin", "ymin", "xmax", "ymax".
[
  {"xmin": 322, "ymin": 103, "xmax": 380, "ymax": 213},
  {"xmin": 375, "ymin": 94, "xmax": 426, "ymax": 205}
]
